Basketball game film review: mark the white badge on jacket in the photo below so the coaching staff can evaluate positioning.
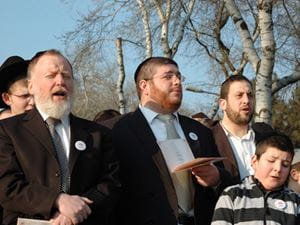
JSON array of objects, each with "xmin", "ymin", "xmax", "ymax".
[
  {"xmin": 189, "ymin": 132, "xmax": 198, "ymax": 141},
  {"xmin": 75, "ymin": 140, "xmax": 86, "ymax": 151}
]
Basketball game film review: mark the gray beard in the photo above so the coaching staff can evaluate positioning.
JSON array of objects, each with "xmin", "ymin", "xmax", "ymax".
[{"xmin": 35, "ymin": 95, "xmax": 73, "ymax": 119}]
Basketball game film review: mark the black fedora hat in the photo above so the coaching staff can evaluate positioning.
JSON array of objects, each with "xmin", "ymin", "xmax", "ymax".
[{"xmin": 0, "ymin": 56, "xmax": 29, "ymax": 108}]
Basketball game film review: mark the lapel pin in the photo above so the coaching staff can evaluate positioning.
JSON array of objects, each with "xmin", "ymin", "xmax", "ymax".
[
  {"xmin": 75, "ymin": 140, "xmax": 86, "ymax": 151},
  {"xmin": 189, "ymin": 132, "xmax": 198, "ymax": 141}
]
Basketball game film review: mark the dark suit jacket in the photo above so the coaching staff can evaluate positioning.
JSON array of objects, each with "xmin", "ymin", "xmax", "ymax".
[
  {"xmin": 112, "ymin": 109, "xmax": 232, "ymax": 225},
  {"xmin": 210, "ymin": 121, "xmax": 273, "ymax": 182},
  {"xmin": 0, "ymin": 108, "xmax": 120, "ymax": 225}
]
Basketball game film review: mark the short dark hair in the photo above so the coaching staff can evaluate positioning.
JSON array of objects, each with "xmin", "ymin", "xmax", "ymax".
[
  {"xmin": 134, "ymin": 57, "xmax": 178, "ymax": 98},
  {"xmin": 255, "ymin": 132, "xmax": 294, "ymax": 160},
  {"xmin": 220, "ymin": 75, "xmax": 252, "ymax": 99},
  {"xmin": 28, "ymin": 49, "xmax": 73, "ymax": 78}
]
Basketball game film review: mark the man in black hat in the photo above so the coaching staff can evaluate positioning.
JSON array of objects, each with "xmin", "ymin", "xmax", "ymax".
[{"xmin": 0, "ymin": 56, "xmax": 34, "ymax": 119}]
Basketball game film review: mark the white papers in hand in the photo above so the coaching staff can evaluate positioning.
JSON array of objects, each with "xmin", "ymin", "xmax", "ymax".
[{"xmin": 157, "ymin": 139, "xmax": 195, "ymax": 173}]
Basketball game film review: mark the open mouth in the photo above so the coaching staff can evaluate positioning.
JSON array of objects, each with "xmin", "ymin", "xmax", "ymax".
[
  {"xmin": 52, "ymin": 90, "xmax": 67, "ymax": 98},
  {"xmin": 241, "ymin": 107, "xmax": 251, "ymax": 113}
]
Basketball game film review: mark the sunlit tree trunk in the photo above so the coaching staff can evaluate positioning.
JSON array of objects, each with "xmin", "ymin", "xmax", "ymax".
[
  {"xmin": 255, "ymin": 0, "xmax": 276, "ymax": 123},
  {"xmin": 136, "ymin": 0, "xmax": 153, "ymax": 58},
  {"xmin": 116, "ymin": 38, "xmax": 126, "ymax": 114}
]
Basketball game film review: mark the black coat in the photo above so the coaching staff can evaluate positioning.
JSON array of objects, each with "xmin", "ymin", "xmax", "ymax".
[
  {"xmin": 0, "ymin": 108, "xmax": 121, "ymax": 225},
  {"xmin": 112, "ymin": 109, "xmax": 232, "ymax": 225}
]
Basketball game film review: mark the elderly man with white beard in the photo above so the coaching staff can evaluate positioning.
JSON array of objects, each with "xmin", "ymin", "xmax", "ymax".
[{"xmin": 0, "ymin": 50, "xmax": 120, "ymax": 225}]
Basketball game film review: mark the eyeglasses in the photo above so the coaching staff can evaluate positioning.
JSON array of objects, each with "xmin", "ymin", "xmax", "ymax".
[
  {"xmin": 146, "ymin": 72, "xmax": 186, "ymax": 82},
  {"xmin": 10, "ymin": 93, "xmax": 32, "ymax": 100}
]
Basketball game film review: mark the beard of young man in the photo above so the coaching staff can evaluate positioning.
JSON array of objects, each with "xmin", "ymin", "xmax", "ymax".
[
  {"xmin": 34, "ymin": 87, "xmax": 74, "ymax": 119},
  {"xmin": 225, "ymin": 103, "xmax": 253, "ymax": 126},
  {"xmin": 148, "ymin": 81, "xmax": 182, "ymax": 113}
]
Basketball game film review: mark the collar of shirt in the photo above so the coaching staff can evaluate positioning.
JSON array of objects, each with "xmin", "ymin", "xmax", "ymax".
[
  {"xmin": 36, "ymin": 106, "xmax": 71, "ymax": 157},
  {"xmin": 220, "ymin": 122, "xmax": 255, "ymax": 141},
  {"xmin": 139, "ymin": 105, "xmax": 185, "ymax": 141},
  {"xmin": 139, "ymin": 104, "xmax": 179, "ymax": 124},
  {"xmin": 37, "ymin": 105, "xmax": 70, "ymax": 128}
]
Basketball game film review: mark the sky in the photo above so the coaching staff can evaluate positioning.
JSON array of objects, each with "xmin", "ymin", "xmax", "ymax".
[
  {"xmin": 0, "ymin": 0, "xmax": 85, "ymax": 63},
  {"xmin": 0, "ymin": 0, "xmax": 215, "ymax": 113}
]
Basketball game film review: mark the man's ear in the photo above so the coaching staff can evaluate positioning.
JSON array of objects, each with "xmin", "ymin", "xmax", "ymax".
[
  {"xmin": 139, "ymin": 80, "xmax": 149, "ymax": 95},
  {"xmin": 290, "ymin": 168, "xmax": 300, "ymax": 181},
  {"xmin": 28, "ymin": 79, "xmax": 33, "ymax": 95},
  {"xmin": 219, "ymin": 98, "xmax": 226, "ymax": 111},
  {"xmin": 2, "ymin": 93, "xmax": 12, "ymax": 106}
]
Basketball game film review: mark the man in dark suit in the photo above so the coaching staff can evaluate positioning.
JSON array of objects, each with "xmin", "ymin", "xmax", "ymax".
[
  {"xmin": 0, "ymin": 50, "xmax": 120, "ymax": 225},
  {"xmin": 209, "ymin": 75, "xmax": 273, "ymax": 182},
  {"xmin": 112, "ymin": 57, "xmax": 231, "ymax": 225}
]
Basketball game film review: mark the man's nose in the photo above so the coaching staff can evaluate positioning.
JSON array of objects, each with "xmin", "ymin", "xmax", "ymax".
[
  {"xmin": 55, "ymin": 74, "xmax": 66, "ymax": 85},
  {"xmin": 273, "ymin": 161, "xmax": 282, "ymax": 173}
]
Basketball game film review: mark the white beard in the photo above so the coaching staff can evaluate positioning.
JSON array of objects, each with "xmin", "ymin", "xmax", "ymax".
[{"xmin": 34, "ymin": 93, "xmax": 73, "ymax": 119}]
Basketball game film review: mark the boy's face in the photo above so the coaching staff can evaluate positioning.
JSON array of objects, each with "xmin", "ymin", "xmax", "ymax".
[{"xmin": 252, "ymin": 147, "xmax": 292, "ymax": 191}]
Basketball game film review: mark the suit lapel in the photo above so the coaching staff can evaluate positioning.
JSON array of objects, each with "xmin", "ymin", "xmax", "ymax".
[
  {"xmin": 22, "ymin": 108, "xmax": 57, "ymax": 159},
  {"xmin": 69, "ymin": 115, "xmax": 89, "ymax": 174},
  {"xmin": 132, "ymin": 109, "xmax": 178, "ymax": 216},
  {"xmin": 212, "ymin": 123, "xmax": 239, "ymax": 177},
  {"xmin": 179, "ymin": 115, "xmax": 202, "ymax": 158}
]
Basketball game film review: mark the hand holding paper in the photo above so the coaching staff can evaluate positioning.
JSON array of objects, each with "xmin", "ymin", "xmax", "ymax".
[
  {"xmin": 174, "ymin": 157, "xmax": 226, "ymax": 187},
  {"xmin": 191, "ymin": 164, "xmax": 220, "ymax": 187}
]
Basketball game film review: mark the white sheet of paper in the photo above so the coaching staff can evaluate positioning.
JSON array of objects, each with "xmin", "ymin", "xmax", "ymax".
[
  {"xmin": 17, "ymin": 218, "xmax": 51, "ymax": 225},
  {"xmin": 157, "ymin": 138, "xmax": 195, "ymax": 173}
]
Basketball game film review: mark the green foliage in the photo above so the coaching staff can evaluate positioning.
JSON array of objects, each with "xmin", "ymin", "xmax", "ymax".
[{"xmin": 272, "ymin": 84, "xmax": 300, "ymax": 148}]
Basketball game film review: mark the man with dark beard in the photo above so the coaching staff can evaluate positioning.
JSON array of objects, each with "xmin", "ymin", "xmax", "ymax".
[
  {"xmin": 210, "ymin": 75, "xmax": 273, "ymax": 182},
  {"xmin": 112, "ymin": 57, "xmax": 232, "ymax": 225},
  {"xmin": 0, "ymin": 50, "xmax": 120, "ymax": 225}
]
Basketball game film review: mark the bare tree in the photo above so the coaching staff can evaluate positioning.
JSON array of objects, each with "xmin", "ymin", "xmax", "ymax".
[
  {"xmin": 116, "ymin": 38, "xmax": 126, "ymax": 114},
  {"xmin": 61, "ymin": 0, "xmax": 300, "ymax": 122}
]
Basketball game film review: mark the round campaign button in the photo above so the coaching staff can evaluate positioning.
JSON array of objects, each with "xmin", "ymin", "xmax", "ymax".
[
  {"xmin": 189, "ymin": 132, "xmax": 198, "ymax": 141},
  {"xmin": 274, "ymin": 199, "xmax": 286, "ymax": 209},
  {"xmin": 75, "ymin": 140, "xmax": 86, "ymax": 151}
]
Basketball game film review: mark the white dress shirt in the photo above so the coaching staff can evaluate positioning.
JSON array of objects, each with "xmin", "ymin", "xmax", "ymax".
[
  {"xmin": 220, "ymin": 123, "xmax": 256, "ymax": 180},
  {"xmin": 37, "ymin": 106, "xmax": 71, "ymax": 159},
  {"xmin": 139, "ymin": 105, "xmax": 186, "ymax": 141},
  {"xmin": 139, "ymin": 105, "xmax": 194, "ymax": 216}
]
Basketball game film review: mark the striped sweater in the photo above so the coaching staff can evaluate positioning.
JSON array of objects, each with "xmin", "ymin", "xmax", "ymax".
[{"xmin": 211, "ymin": 176, "xmax": 300, "ymax": 225}]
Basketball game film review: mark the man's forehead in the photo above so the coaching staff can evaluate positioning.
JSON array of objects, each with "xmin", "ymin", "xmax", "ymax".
[
  {"xmin": 154, "ymin": 64, "xmax": 178, "ymax": 72},
  {"xmin": 229, "ymin": 81, "xmax": 252, "ymax": 92},
  {"xmin": 34, "ymin": 54, "xmax": 71, "ymax": 71}
]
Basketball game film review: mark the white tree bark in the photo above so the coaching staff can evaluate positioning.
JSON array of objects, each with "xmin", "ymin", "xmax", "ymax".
[
  {"xmin": 116, "ymin": 38, "xmax": 126, "ymax": 114},
  {"xmin": 154, "ymin": 0, "xmax": 171, "ymax": 57},
  {"xmin": 136, "ymin": 0, "xmax": 153, "ymax": 58},
  {"xmin": 224, "ymin": 0, "xmax": 260, "ymax": 73},
  {"xmin": 255, "ymin": 0, "xmax": 276, "ymax": 123}
]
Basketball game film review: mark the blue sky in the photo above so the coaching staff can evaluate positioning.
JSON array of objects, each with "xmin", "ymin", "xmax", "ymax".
[
  {"xmin": 0, "ymin": 0, "xmax": 216, "ymax": 113},
  {"xmin": 0, "ymin": 0, "xmax": 84, "ymax": 63}
]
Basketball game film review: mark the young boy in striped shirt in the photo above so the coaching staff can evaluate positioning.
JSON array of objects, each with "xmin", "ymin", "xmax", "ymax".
[{"xmin": 212, "ymin": 133, "xmax": 300, "ymax": 225}]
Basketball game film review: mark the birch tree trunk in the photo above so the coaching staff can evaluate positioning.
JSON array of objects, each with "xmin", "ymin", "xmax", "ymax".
[
  {"xmin": 116, "ymin": 38, "xmax": 126, "ymax": 114},
  {"xmin": 136, "ymin": 0, "xmax": 153, "ymax": 58},
  {"xmin": 154, "ymin": 0, "xmax": 172, "ymax": 58},
  {"xmin": 255, "ymin": 0, "xmax": 276, "ymax": 123},
  {"xmin": 224, "ymin": 0, "xmax": 260, "ymax": 73}
]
